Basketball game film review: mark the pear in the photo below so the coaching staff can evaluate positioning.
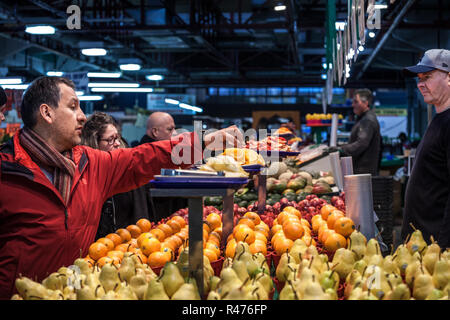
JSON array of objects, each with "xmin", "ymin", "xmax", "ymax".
[
  {"xmin": 302, "ymin": 276, "xmax": 327, "ymax": 300},
  {"xmin": 159, "ymin": 262, "xmax": 185, "ymax": 298},
  {"xmin": 383, "ymin": 255, "xmax": 401, "ymax": 275},
  {"xmin": 84, "ymin": 273, "xmax": 105, "ymax": 298},
  {"xmin": 232, "ymin": 259, "xmax": 250, "ymax": 282},
  {"xmin": 252, "ymin": 253, "xmax": 270, "ymax": 276},
  {"xmin": 363, "ymin": 238, "xmax": 382, "ymax": 265},
  {"xmin": 144, "ymin": 278, "xmax": 170, "ymax": 300},
  {"xmin": 222, "ymin": 278, "xmax": 251, "ymax": 300},
  {"xmin": 347, "ymin": 286, "xmax": 364, "ymax": 300},
  {"xmin": 353, "ymin": 259, "xmax": 368, "ymax": 276},
  {"xmin": 363, "ymin": 267, "xmax": 391, "ymax": 299},
  {"xmin": 405, "ymin": 260, "xmax": 421, "ymax": 288},
  {"xmin": 42, "ymin": 272, "xmax": 64, "ymax": 291},
  {"xmin": 276, "ymin": 252, "xmax": 294, "ymax": 283},
  {"xmin": 101, "ymin": 290, "xmax": 119, "ymax": 300},
  {"xmin": 393, "ymin": 244, "xmax": 413, "ymax": 276},
  {"xmin": 406, "ymin": 223, "xmax": 428, "ymax": 255},
  {"xmin": 63, "ymin": 285, "xmax": 77, "ymax": 300},
  {"xmin": 235, "ymin": 241, "xmax": 251, "ymax": 257},
  {"xmin": 217, "ymin": 268, "xmax": 242, "ymax": 297},
  {"xmin": 311, "ymin": 254, "xmax": 328, "ymax": 274},
  {"xmin": 118, "ymin": 256, "xmax": 136, "ymax": 283},
  {"xmin": 116, "ymin": 283, "xmax": 138, "ymax": 300},
  {"xmin": 384, "ymin": 283, "xmax": 411, "ymax": 300},
  {"xmin": 255, "ymin": 272, "xmax": 274, "ymax": 294},
  {"xmin": 331, "ymin": 248, "xmax": 355, "ymax": 281},
  {"xmin": 11, "ymin": 294, "xmax": 23, "ymax": 300},
  {"xmin": 425, "ymin": 288, "xmax": 444, "ymax": 300},
  {"xmin": 209, "ymin": 276, "xmax": 221, "ymax": 291},
  {"xmin": 136, "ymin": 265, "xmax": 157, "ymax": 283},
  {"xmin": 344, "ymin": 270, "xmax": 362, "ymax": 299},
  {"xmin": 319, "ymin": 270, "xmax": 339, "ymax": 291},
  {"xmin": 176, "ymin": 248, "xmax": 190, "ymax": 278},
  {"xmin": 386, "ymin": 273, "xmax": 403, "ymax": 288},
  {"xmin": 279, "ymin": 281, "xmax": 298, "ymax": 300},
  {"xmin": 423, "ymin": 238, "xmax": 441, "ymax": 274},
  {"xmin": 235, "ymin": 250, "xmax": 259, "ymax": 277},
  {"xmin": 99, "ymin": 263, "xmax": 121, "ymax": 293},
  {"xmin": 324, "ymin": 288, "xmax": 338, "ymax": 300},
  {"xmin": 413, "ymin": 267, "xmax": 435, "ymax": 300},
  {"xmin": 73, "ymin": 258, "xmax": 92, "ymax": 276},
  {"xmin": 249, "ymin": 279, "xmax": 269, "ymax": 300},
  {"xmin": 76, "ymin": 282, "xmax": 97, "ymax": 300},
  {"xmin": 129, "ymin": 274, "xmax": 148, "ymax": 300},
  {"xmin": 171, "ymin": 283, "xmax": 201, "ymax": 300},
  {"xmin": 206, "ymin": 290, "xmax": 221, "ymax": 300},
  {"xmin": 293, "ymin": 263, "xmax": 315, "ymax": 297},
  {"xmin": 222, "ymin": 257, "xmax": 233, "ymax": 270},
  {"xmin": 289, "ymin": 239, "xmax": 308, "ymax": 264},
  {"xmin": 348, "ymin": 230, "xmax": 367, "ymax": 260},
  {"xmin": 15, "ymin": 277, "xmax": 48, "ymax": 300},
  {"xmin": 432, "ymin": 259, "xmax": 450, "ymax": 290}
]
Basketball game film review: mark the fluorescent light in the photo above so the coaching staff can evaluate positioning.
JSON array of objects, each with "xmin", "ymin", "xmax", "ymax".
[
  {"xmin": 335, "ymin": 21, "xmax": 346, "ymax": 31},
  {"xmin": 78, "ymin": 95, "xmax": 104, "ymax": 101},
  {"xmin": 25, "ymin": 25, "xmax": 56, "ymax": 35},
  {"xmin": 321, "ymin": 74, "xmax": 327, "ymax": 80},
  {"xmin": 0, "ymin": 78, "xmax": 23, "ymax": 85},
  {"xmin": 1, "ymin": 84, "xmax": 29, "ymax": 90},
  {"xmin": 76, "ymin": 91, "xmax": 84, "ymax": 96},
  {"xmin": 146, "ymin": 75, "xmax": 164, "ymax": 81},
  {"xmin": 81, "ymin": 48, "xmax": 108, "ymax": 56},
  {"xmin": 46, "ymin": 71, "xmax": 64, "ymax": 76},
  {"xmin": 179, "ymin": 103, "xmax": 203, "ymax": 113},
  {"xmin": 87, "ymin": 72, "xmax": 122, "ymax": 78},
  {"xmin": 358, "ymin": 45, "xmax": 365, "ymax": 52},
  {"xmin": 88, "ymin": 82, "xmax": 140, "ymax": 88},
  {"xmin": 119, "ymin": 64, "xmax": 141, "ymax": 71},
  {"xmin": 369, "ymin": 31, "xmax": 376, "ymax": 38},
  {"xmin": 329, "ymin": 63, "xmax": 333, "ymax": 69},
  {"xmin": 274, "ymin": 5, "xmax": 286, "ymax": 11},
  {"xmin": 91, "ymin": 87, "xmax": 153, "ymax": 93},
  {"xmin": 322, "ymin": 63, "xmax": 327, "ymax": 69},
  {"xmin": 374, "ymin": 4, "xmax": 388, "ymax": 9},
  {"xmin": 165, "ymin": 98, "xmax": 179, "ymax": 105}
]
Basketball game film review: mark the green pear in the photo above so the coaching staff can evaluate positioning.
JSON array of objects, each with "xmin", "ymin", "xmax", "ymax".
[
  {"xmin": 217, "ymin": 268, "xmax": 242, "ymax": 297},
  {"xmin": 129, "ymin": 274, "xmax": 148, "ymax": 300},
  {"xmin": 144, "ymin": 278, "xmax": 169, "ymax": 300},
  {"xmin": 73, "ymin": 258, "xmax": 91, "ymax": 276},
  {"xmin": 413, "ymin": 267, "xmax": 435, "ymax": 300},
  {"xmin": 289, "ymin": 239, "xmax": 308, "ymax": 264},
  {"xmin": 331, "ymin": 248, "xmax": 355, "ymax": 281},
  {"xmin": 383, "ymin": 255, "xmax": 401, "ymax": 275},
  {"xmin": 423, "ymin": 239, "xmax": 441, "ymax": 274},
  {"xmin": 301, "ymin": 276, "xmax": 327, "ymax": 300},
  {"xmin": 279, "ymin": 281, "xmax": 298, "ymax": 300},
  {"xmin": 116, "ymin": 283, "xmax": 138, "ymax": 300},
  {"xmin": 319, "ymin": 270, "xmax": 339, "ymax": 291},
  {"xmin": 406, "ymin": 224, "xmax": 428, "ymax": 255},
  {"xmin": 384, "ymin": 283, "xmax": 411, "ymax": 300},
  {"xmin": 42, "ymin": 272, "xmax": 64, "ymax": 291},
  {"xmin": 275, "ymin": 252, "xmax": 294, "ymax": 283},
  {"xmin": 432, "ymin": 259, "xmax": 450, "ymax": 289},
  {"xmin": 324, "ymin": 287, "xmax": 338, "ymax": 300},
  {"xmin": 159, "ymin": 262, "xmax": 185, "ymax": 298},
  {"xmin": 76, "ymin": 282, "xmax": 97, "ymax": 300},
  {"xmin": 252, "ymin": 253, "xmax": 270, "ymax": 276},
  {"xmin": 118, "ymin": 256, "xmax": 136, "ymax": 283},
  {"xmin": 222, "ymin": 278, "xmax": 251, "ymax": 300},
  {"xmin": 84, "ymin": 273, "xmax": 105, "ymax": 298},
  {"xmin": 425, "ymin": 288, "xmax": 444, "ymax": 300},
  {"xmin": 207, "ymin": 290, "xmax": 221, "ymax": 300},
  {"xmin": 232, "ymin": 259, "xmax": 250, "ymax": 282},
  {"xmin": 236, "ymin": 251, "xmax": 259, "ymax": 277},
  {"xmin": 171, "ymin": 283, "xmax": 201, "ymax": 300},
  {"xmin": 209, "ymin": 276, "xmax": 221, "ymax": 291},
  {"xmin": 363, "ymin": 238, "xmax": 381, "ymax": 265},
  {"xmin": 176, "ymin": 247, "xmax": 190, "ymax": 278},
  {"xmin": 353, "ymin": 259, "xmax": 368, "ymax": 276},
  {"xmin": 255, "ymin": 272, "xmax": 273, "ymax": 294},
  {"xmin": 99, "ymin": 263, "xmax": 121, "ymax": 293},
  {"xmin": 348, "ymin": 230, "xmax": 367, "ymax": 260}
]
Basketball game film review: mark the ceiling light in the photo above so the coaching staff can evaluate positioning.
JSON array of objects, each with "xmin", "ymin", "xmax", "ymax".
[
  {"xmin": 274, "ymin": 5, "xmax": 286, "ymax": 11},
  {"xmin": 78, "ymin": 95, "xmax": 104, "ymax": 101},
  {"xmin": 76, "ymin": 91, "xmax": 84, "ymax": 96},
  {"xmin": 165, "ymin": 98, "xmax": 179, "ymax": 105},
  {"xmin": 321, "ymin": 74, "xmax": 327, "ymax": 80},
  {"xmin": 91, "ymin": 87, "xmax": 153, "ymax": 93},
  {"xmin": 358, "ymin": 45, "xmax": 365, "ymax": 52},
  {"xmin": 46, "ymin": 71, "xmax": 64, "ymax": 76},
  {"xmin": 146, "ymin": 75, "xmax": 164, "ymax": 81},
  {"xmin": 335, "ymin": 21, "xmax": 346, "ymax": 31},
  {"xmin": 179, "ymin": 103, "xmax": 203, "ymax": 113},
  {"xmin": 369, "ymin": 31, "xmax": 376, "ymax": 38},
  {"xmin": 87, "ymin": 72, "xmax": 122, "ymax": 78},
  {"xmin": 119, "ymin": 64, "xmax": 141, "ymax": 71},
  {"xmin": 0, "ymin": 78, "xmax": 23, "ymax": 85},
  {"xmin": 322, "ymin": 63, "xmax": 327, "ymax": 69},
  {"xmin": 25, "ymin": 25, "xmax": 56, "ymax": 35},
  {"xmin": 88, "ymin": 82, "xmax": 140, "ymax": 88},
  {"xmin": 81, "ymin": 48, "xmax": 108, "ymax": 56},
  {"xmin": 1, "ymin": 84, "xmax": 29, "ymax": 90},
  {"xmin": 374, "ymin": 4, "xmax": 388, "ymax": 9}
]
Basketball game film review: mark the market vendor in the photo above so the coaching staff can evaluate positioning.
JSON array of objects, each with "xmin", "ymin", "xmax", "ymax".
[
  {"xmin": 338, "ymin": 88, "xmax": 381, "ymax": 176},
  {"xmin": 0, "ymin": 87, "xmax": 7, "ymax": 125},
  {"xmin": 401, "ymin": 49, "xmax": 450, "ymax": 248},
  {"xmin": 0, "ymin": 76, "xmax": 243, "ymax": 299}
]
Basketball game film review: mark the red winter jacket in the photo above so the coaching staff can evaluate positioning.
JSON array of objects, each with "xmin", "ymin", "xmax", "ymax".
[{"xmin": 0, "ymin": 130, "xmax": 199, "ymax": 299}]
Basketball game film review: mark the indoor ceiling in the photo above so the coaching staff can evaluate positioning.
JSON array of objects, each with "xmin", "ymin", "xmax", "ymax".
[{"xmin": 0, "ymin": 0, "xmax": 448, "ymax": 89}]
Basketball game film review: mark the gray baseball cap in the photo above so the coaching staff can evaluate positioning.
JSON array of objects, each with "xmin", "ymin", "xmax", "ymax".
[{"xmin": 403, "ymin": 49, "xmax": 450, "ymax": 77}]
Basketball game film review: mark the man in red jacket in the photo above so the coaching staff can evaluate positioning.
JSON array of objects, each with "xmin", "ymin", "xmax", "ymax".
[{"xmin": 0, "ymin": 76, "xmax": 243, "ymax": 299}]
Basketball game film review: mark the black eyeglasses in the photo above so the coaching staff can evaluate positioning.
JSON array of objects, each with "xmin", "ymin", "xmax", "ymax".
[{"xmin": 100, "ymin": 135, "xmax": 121, "ymax": 145}]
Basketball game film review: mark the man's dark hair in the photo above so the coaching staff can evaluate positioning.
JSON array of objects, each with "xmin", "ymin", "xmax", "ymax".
[
  {"xmin": 354, "ymin": 88, "xmax": 374, "ymax": 107},
  {"xmin": 0, "ymin": 86, "xmax": 7, "ymax": 106},
  {"xmin": 20, "ymin": 76, "xmax": 76, "ymax": 128}
]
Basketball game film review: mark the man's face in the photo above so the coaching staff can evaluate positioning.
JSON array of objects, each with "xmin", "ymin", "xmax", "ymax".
[
  {"xmin": 153, "ymin": 116, "xmax": 175, "ymax": 141},
  {"xmin": 417, "ymin": 70, "xmax": 450, "ymax": 106},
  {"xmin": 352, "ymin": 94, "xmax": 369, "ymax": 116},
  {"xmin": 51, "ymin": 84, "xmax": 87, "ymax": 150}
]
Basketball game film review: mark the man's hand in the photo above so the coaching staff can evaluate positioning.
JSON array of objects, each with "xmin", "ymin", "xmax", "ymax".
[{"xmin": 204, "ymin": 125, "xmax": 244, "ymax": 150}]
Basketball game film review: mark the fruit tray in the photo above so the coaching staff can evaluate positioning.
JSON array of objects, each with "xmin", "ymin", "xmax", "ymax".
[
  {"xmin": 150, "ymin": 176, "xmax": 249, "ymax": 189},
  {"xmin": 242, "ymin": 164, "xmax": 264, "ymax": 173}
]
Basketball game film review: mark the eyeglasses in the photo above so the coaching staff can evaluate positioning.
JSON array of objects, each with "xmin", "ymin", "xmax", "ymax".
[{"xmin": 100, "ymin": 135, "xmax": 121, "ymax": 145}]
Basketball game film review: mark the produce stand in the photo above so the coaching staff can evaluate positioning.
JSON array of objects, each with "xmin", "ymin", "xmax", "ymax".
[{"xmin": 150, "ymin": 177, "xmax": 248, "ymax": 296}]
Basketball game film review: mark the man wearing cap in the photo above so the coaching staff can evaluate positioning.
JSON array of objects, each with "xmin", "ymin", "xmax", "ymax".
[
  {"xmin": 0, "ymin": 87, "xmax": 7, "ymax": 125},
  {"xmin": 401, "ymin": 49, "xmax": 450, "ymax": 248}
]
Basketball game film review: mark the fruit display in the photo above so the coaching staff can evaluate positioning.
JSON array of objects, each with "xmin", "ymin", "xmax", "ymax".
[
  {"xmin": 273, "ymin": 127, "xmax": 294, "ymax": 136},
  {"xmin": 246, "ymin": 136, "xmax": 293, "ymax": 152},
  {"xmin": 198, "ymin": 154, "xmax": 249, "ymax": 177},
  {"xmin": 221, "ymin": 148, "xmax": 266, "ymax": 166},
  {"xmin": 305, "ymin": 113, "xmax": 344, "ymax": 126}
]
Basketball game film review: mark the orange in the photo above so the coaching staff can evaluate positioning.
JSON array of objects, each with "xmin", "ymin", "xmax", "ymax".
[
  {"xmin": 225, "ymin": 239, "xmax": 237, "ymax": 258},
  {"xmin": 324, "ymin": 232, "xmax": 347, "ymax": 252},
  {"xmin": 114, "ymin": 243, "xmax": 130, "ymax": 253},
  {"xmin": 205, "ymin": 242, "xmax": 221, "ymax": 257},
  {"xmin": 312, "ymin": 216, "xmax": 325, "ymax": 233},
  {"xmin": 302, "ymin": 235, "xmax": 315, "ymax": 247},
  {"xmin": 134, "ymin": 251, "xmax": 147, "ymax": 265},
  {"xmin": 96, "ymin": 256, "xmax": 114, "ymax": 268},
  {"xmin": 213, "ymin": 227, "xmax": 222, "ymax": 238},
  {"xmin": 270, "ymin": 224, "xmax": 283, "ymax": 237},
  {"xmin": 161, "ymin": 247, "xmax": 174, "ymax": 261},
  {"xmin": 137, "ymin": 232, "xmax": 153, "ymax": 248},
  {"xmin": 327, "ymin": 211, "xmax": 345, "ymax": 229},
  {"xmin": 276, "ymin": 211, "xmax": 294, "ymax": 226},
  {"xmin": 107, "ymin": 250, "xmax": 124, "ymax": 261},
  {"xmin": 271, "ymin": 230, "xmax": 285, "ymax": 247},
  {"xmin": 127, "ymin": 238, "xmax": 139, "ymax": 248},
  {"xmin": 161, "ymin": 240, "xmax": 176, "ymax": 253},
  {"xmin": 88, "ymin": 242, "xmax": 108, "ymax": 261},
  {"xmin": 168, "ymin": 235, "xmax": 183, "ymax": 249},
  {"xmin": 321, "ymin": 204, "xmax": 337, "ymax": 220},
  {"xmin": 167, "ymin": 219, "xmax": 182, "ymax": 234},
  {"xmin": 140, "ymin": 237, "xmax": 161, "ymax": 256},
  {"xmin": 203, "ymin": 248, "xmax": 218, "ymax": 262},
  {"xmin": 106, "ymin": 233, "xmax": 123, "ymax": 247},
  {"xmin": 282, "ymin": 221, "xmax": 305, "ymax": 241},
  {"xmin": 157, "ymin": 223, "xmax": 174, "ymax": 238},
  {"xmin": 203, "ymin": 223, "xmax": 211, "ymax": 235},
  {"xmin": 254, "ymin": 231, "xmax": 268, "ymax": 244},
  {"xmin": 234, "ymin": 226, "xmax": 255, "ymax": 244},
  {"xmin": 233, "ymin": 224, "xmax": 249, "ymax": 238},
  {"xmin": 206, "ymin": 213, "xmax": 222, "ymax": 230},
  {"xmin": 249, "ymin": 240, "xmax": 267, "ymax": 255},
  {"xmin": 150, "ymin": 228, "xmax": 166, "ymax": 241},
  {"xmin": 126, "ymin": 225, "xmax": 142, "ymax": 239},
  {"xmin": 243, "ymin": 211, "xmax": 261, "ymax": 225},
  {"xmin": 255, "ymin": 225, "xmax": 269, "ymax": 238},
  {"xmin": 321, "ymin": 229, "xmax": 335, "ymax": 244},
  {"xmin": 274, "ymin": 237, "xmax": 294, "ymax": 256},
  {"xmin": 283, "ymin": 206, "xmax": 302, "ymax": 219},
  {"xmin": 147, "ymin": 251, "xmax": 171, "ymax": 268},
  {"xmin": 136, "ymin": 219, "xmax": 152, "ymax": 233},
  {"xmin": 300, "ymin": 219, "xmax": 311, "ymax": 229},
  {"xmin": 84, "ymin": 255, "xmax": 95, "ymax": 267},
  {"xmin": 208, "ymin": 232, "xmax": 221, "ymax": 246},
  {"xmin": 96, "ymin": 238, "xmax": 115, "ymax": 251},
  {"xmin": 238, "ymin": 218, "xmax": 255, "ymax": 230},
  {"xmin": 334, "ymin": 217, "xmax": 356, "ymax": 237},
  {"xmin": 116, "ymin": 228, "xmax": 132, "ymax": 243},
  {"xmin": 171, "ymin": 215, "xmax": 186, "ymax": 228}
]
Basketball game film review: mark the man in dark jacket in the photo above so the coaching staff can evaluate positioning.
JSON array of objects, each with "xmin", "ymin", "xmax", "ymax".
[
  {"xmin": 401, "ymin": 49, "xmax": 450, "ymax": 248},
  {"xmin": 0, "ymin": 87, "xmax": 7, "ymax": 125},
  {"xmin": 340, "ymin": 89, "xmax": 381, "ymax": 176}
]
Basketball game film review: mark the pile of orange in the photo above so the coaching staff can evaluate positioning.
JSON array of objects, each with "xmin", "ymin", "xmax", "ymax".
[
  {"xmin": 225, "ymin": 211, "xmax": 270, "ymax": 258},
  {"xmin": 202, "ymin": 213, "xmax": 223, "ymax": 262},
  {"xmin": 312, "ymin": 204, "xmax": 355, "ymax": 252},
  {"xmin": 270, "ymin": 206, "xmax": 315, "ymax": 256}
]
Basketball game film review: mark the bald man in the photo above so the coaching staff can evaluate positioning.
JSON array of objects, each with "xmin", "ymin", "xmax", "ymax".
[{"xmin": 140, "ymin": 112, "xmax": 176, "ymax": 144}]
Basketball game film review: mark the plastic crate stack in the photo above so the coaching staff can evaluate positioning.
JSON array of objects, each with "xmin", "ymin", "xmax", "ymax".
[{"xmin": 371, "ymin": 176, "xmax": 394, "ymax": 250}]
